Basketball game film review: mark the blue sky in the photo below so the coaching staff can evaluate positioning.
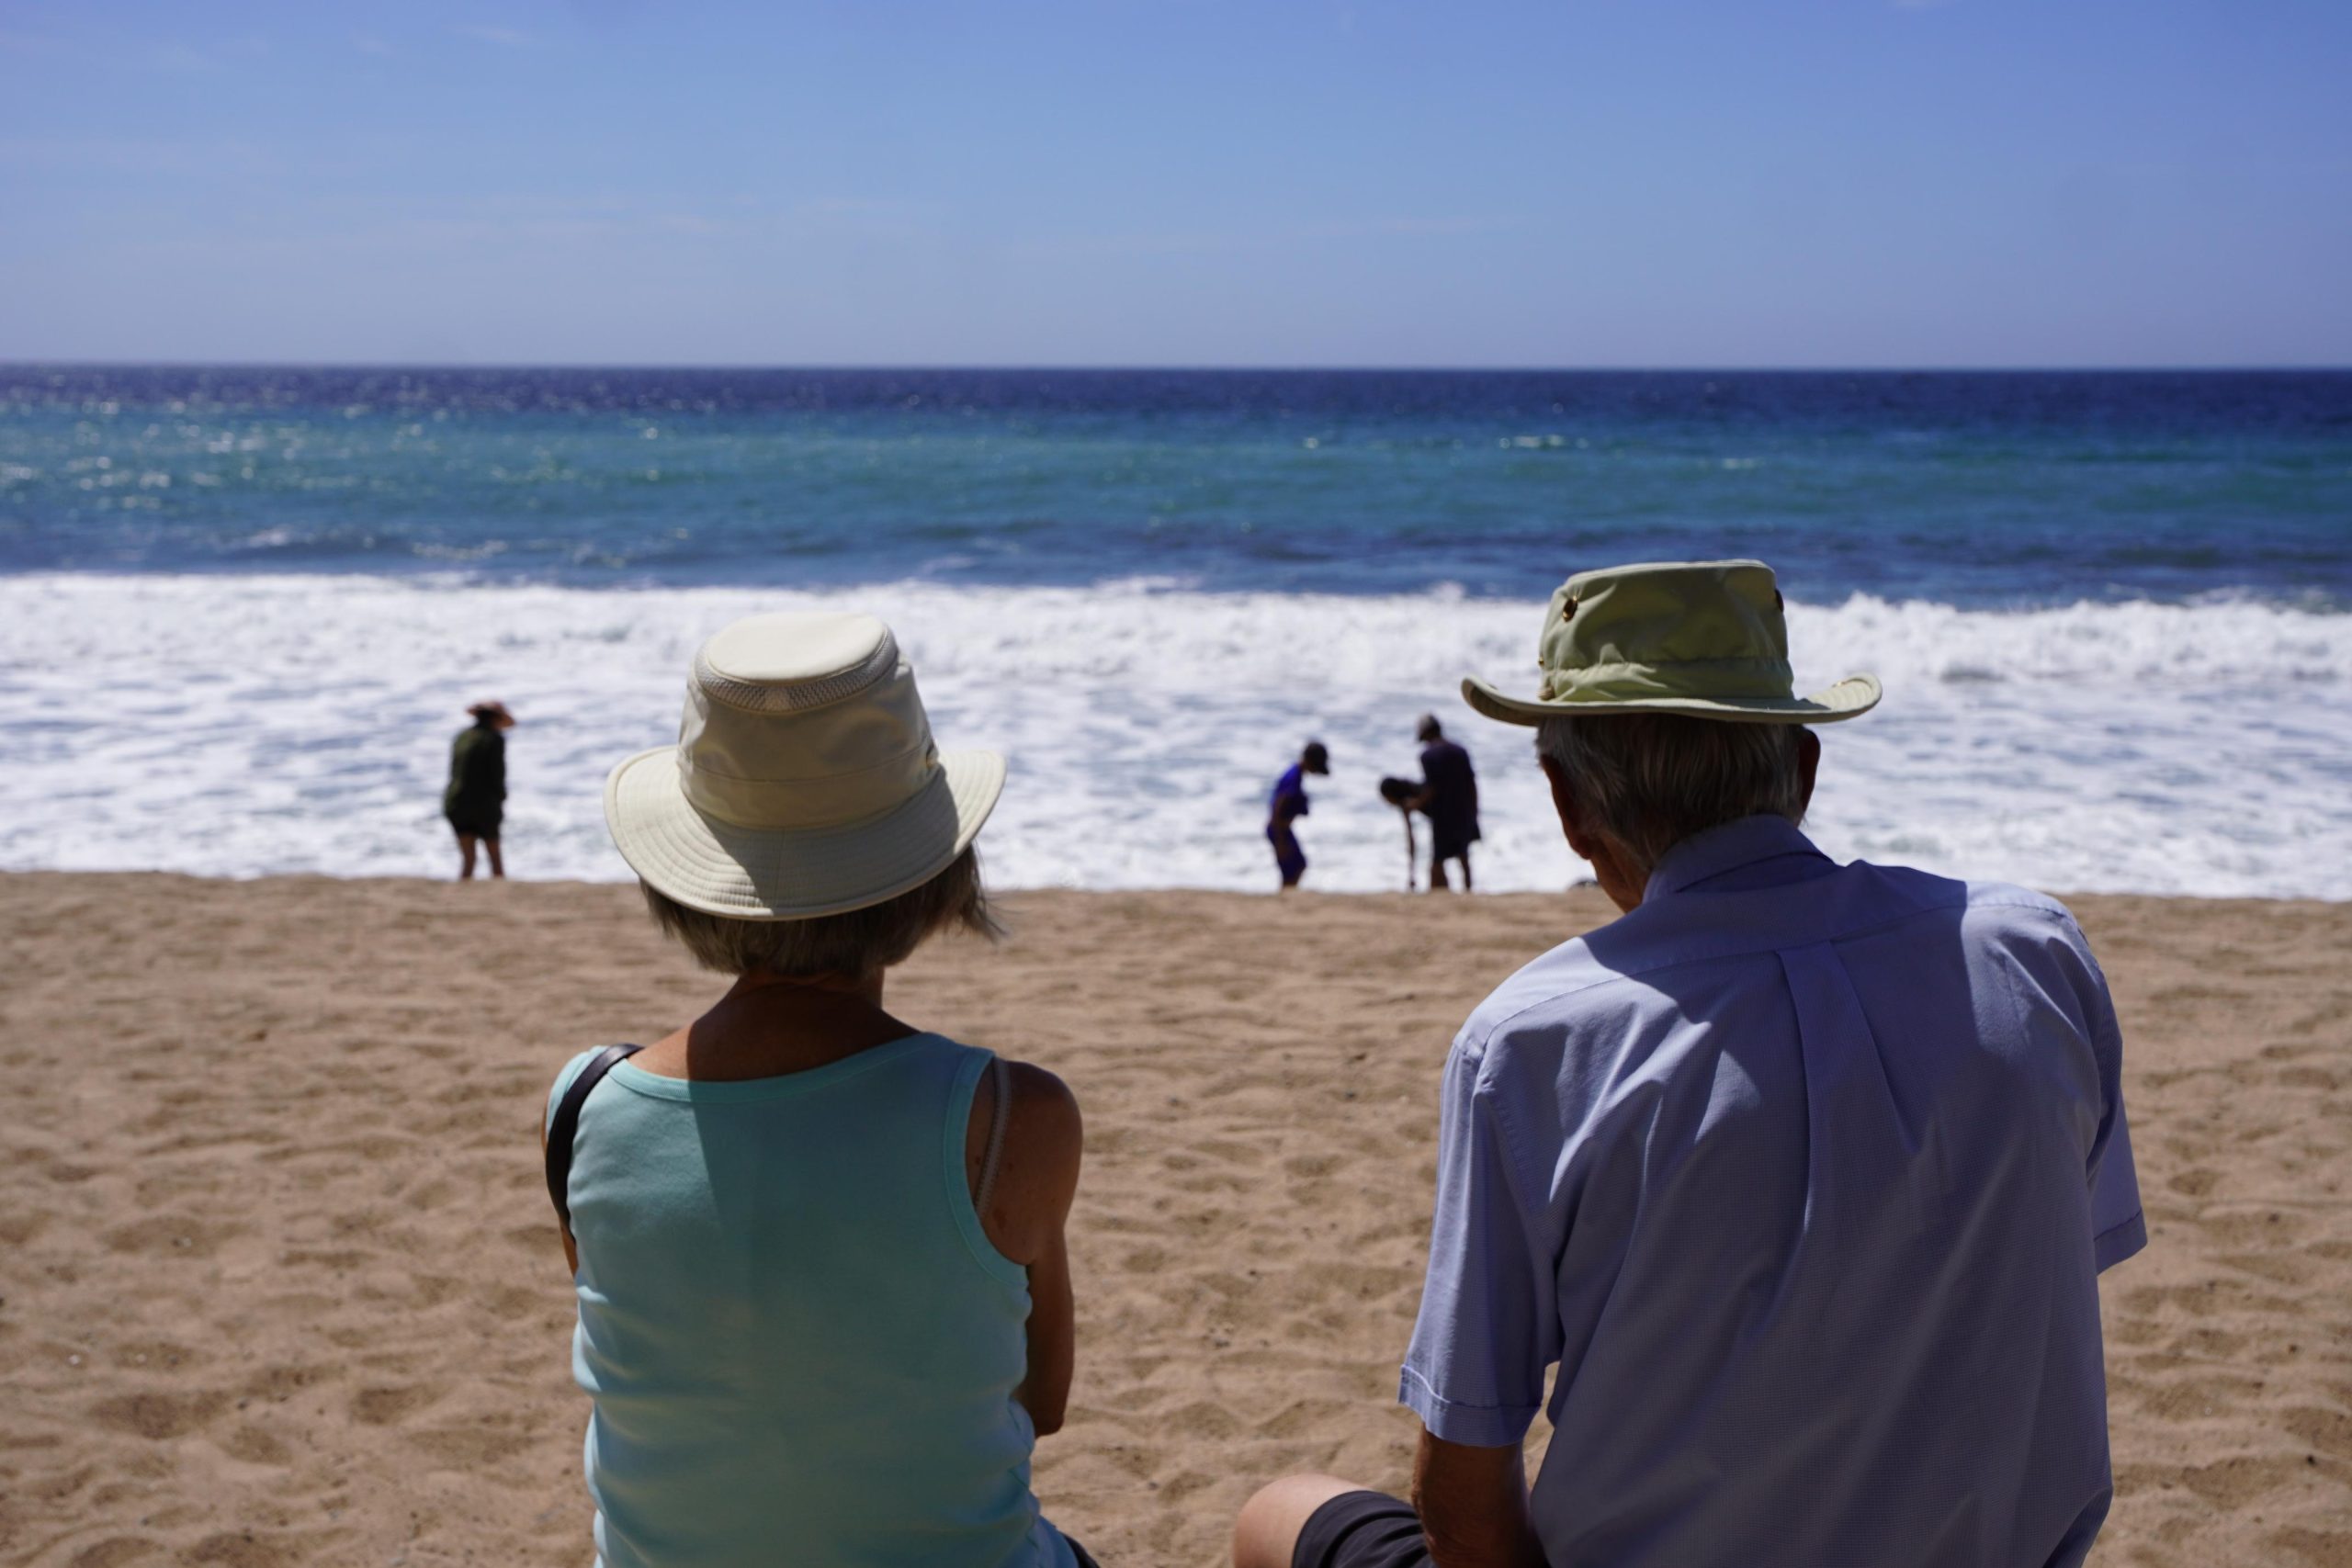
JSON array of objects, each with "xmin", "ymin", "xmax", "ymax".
[{"xmin": 3, "ymin": 1, "xmax": 2346, "ymax": 367}]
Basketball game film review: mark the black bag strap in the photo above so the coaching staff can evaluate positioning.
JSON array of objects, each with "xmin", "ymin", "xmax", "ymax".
[{"xmin": 546, "ymin": 1043, "xmax": 642, "ymax": 1234}]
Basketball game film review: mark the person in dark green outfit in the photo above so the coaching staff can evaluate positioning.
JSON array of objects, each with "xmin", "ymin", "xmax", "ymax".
[{"xmin": 446, "ymin": 700, "xmax": 514, "ymax": 879}]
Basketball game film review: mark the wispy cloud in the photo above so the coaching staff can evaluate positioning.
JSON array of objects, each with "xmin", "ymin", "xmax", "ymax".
[
  {"xmin": 151, "ymin": 34, "xmax": 269, "ymax": 71},
  {"xmin": 0, "ymin": 135, "xmax": 286, "ymax": 177},
  {"xmin": 452, "ymin": 24, "xmax": 539, "ymax": 48},
  {"xmin": 1310, "ymin": 215, "xmax": 1525, "ymax": 241},
  {"xmin": 79, "ymin": 190, "xmax": 959, "ymax": 271},
  {"xmin": 799, "ymin": 196, "xmax": 934, "ymax": 220},
  {"xmin": 2, "ymin": 29, "xmax": 266, "ymax": 70},
  {"xmin": 1015, "ymin": 212, "xmax": 1527, "ymax": 260},
  {"xmin": 356, "ymin": 35, "xmax": 396, "ymax": 57},
  {"xmin": 147, "ymin": 41, "xmax": 220, "ymax": 71}
]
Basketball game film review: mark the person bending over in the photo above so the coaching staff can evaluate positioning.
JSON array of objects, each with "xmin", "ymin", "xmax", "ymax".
[
  {"xmin": 1235, "ymin": 560, "xmax": 2143, "ymax": 1568},
  {"xmin": 547, "ymin": 612, "xmax": 1097, "ymax": 1568},
  {"xmin": 1267, "ymin": 739, "xmax": 1330, "ymax": 890}
]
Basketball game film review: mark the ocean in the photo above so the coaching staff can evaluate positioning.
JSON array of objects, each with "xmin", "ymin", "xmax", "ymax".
[{"xmin": 4, "ymin": 366, "xmax": 2348, "ymax": 897}]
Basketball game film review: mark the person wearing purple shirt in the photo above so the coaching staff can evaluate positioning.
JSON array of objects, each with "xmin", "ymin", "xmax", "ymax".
[
  {"xmin": 1234, "ymin": 560, "xmax": 2144, "ymax": 1568},
  {"xmin": 1267, "ymin": 740, "xmax": 1329, "ymax": 890}
]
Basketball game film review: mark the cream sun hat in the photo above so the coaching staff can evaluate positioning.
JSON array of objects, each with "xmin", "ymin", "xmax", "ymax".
[
  {"xmin": 605, "ymin": 612, "xmax": 1005, "ymax": 919},
  {"xmin": 1462, "ymin": 558, "xmax": 1882, "ymax": 726}
]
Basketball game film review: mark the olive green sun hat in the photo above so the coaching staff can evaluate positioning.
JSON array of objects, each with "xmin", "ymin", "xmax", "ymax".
[{"xmin": 1462, "ymin": 558, "xmax": 1882, "ymax": 727}]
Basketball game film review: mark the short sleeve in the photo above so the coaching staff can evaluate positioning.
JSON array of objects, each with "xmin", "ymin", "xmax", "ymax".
[
  {"xmin": 2081, "ymin": 960, "xmax": 2146, "ymax": 1272},
  {"xmin": 1398, "ymin": 1038, "xmax": 1555, "ymax": 1447},
  {"xmin": 2089, "ymin": 1097, "xmax": 2145, "ymax": 1271}
]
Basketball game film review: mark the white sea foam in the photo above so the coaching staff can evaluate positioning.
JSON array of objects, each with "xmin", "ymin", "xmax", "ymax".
[{"xmin": 2, "ymin": 574, "xmax": 2347, "ymax": 898}]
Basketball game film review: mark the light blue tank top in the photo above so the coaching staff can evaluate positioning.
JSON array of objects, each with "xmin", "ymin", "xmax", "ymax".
[{"xmin": 546, "ymin": 1033, "xmax": 1079, "ymax": 1568}]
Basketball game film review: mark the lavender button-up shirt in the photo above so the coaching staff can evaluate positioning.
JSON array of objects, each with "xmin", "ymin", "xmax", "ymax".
[{"xmin": 1400, "ymin": 815, "xmax": 2143, "ymax": 1568}]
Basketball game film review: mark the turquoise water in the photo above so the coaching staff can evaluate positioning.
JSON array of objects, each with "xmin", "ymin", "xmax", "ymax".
[{"xmin": 5, "ymin": 367, "xmax": 2348, "ymax": 605}]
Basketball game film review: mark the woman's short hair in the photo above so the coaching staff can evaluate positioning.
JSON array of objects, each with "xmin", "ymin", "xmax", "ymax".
[
  {"xmin": 1536, "ymin": 714, "xmax": 1807, "ymax": 874},
  {"xmin": 640, "ymin": 847, "xmax": 1001, "ymax": 978}
]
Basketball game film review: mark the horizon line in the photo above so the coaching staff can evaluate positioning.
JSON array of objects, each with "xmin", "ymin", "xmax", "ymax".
[{"xmin": 6, "ymin": 358, "xmax": 2350, "ymax": 377}]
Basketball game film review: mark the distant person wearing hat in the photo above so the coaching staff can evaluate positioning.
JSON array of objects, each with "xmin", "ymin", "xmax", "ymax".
[
  {"xmin": 546, "ymin": 614, "xmax": 1099, "ymax": 1567},
  {"xmin": 1409, "ymin": 716, "xmax": 1480, "ymax": 892},
  {"xmin": 1236, "ymin": 561, "xmax": 2144, "ymax": 1568},
  {"xmin": 1268, "ymin": 740, "xmax": 1330, "ymax": 890},
  {"xmin": 445, "ymin": 700, "xmax": 514, "ymax": 880}
]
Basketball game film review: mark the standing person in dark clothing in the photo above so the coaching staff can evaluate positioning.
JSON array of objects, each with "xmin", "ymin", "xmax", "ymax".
[
  {"xmin": 1267, "ymin": 740, "xmax": 1329, "ymax": 891},
  {"xmin": 1412, "ymin": 715, "xmax": 1480, "ymax": 892},
  {"xmin": 446, "ymin": 700, "xmax": 514, "ymax": 880}
]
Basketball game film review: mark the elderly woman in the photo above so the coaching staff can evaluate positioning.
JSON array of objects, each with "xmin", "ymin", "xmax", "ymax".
[{"xmin": 543, "ymin": 611, "xmax": 1093, "ymax": 1568}]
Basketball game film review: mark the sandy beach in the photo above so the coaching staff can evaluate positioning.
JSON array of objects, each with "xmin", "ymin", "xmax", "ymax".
[{"xmin": 1, "ymin": 872, "xmax": 2345, "ymax": 1568}]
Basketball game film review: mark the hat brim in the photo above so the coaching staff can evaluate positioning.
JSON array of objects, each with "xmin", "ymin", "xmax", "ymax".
[
  {"xmin": 1460, "ymin": 673, "xmax": 1882, "ymax": 727},
  {"xmin": 605, "ymin": 746, "xmax": 1006, "ymax": 920}
]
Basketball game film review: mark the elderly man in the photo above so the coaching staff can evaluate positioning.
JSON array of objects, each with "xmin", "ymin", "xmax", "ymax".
[{"xmin": 1235, "ymin": 560, "xmax": 2144, "ymax": 1568}]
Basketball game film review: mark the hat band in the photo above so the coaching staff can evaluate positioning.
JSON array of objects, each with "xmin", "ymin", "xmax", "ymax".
[
  {"xmin": 679, "ymin": 744, "xmax": 939, "ymax": 829},
  {"xmin": 1539, "ymin": 655, "xmax": 1794, "ymax": 705}
]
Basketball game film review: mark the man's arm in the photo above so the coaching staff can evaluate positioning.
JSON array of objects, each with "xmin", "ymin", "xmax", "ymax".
[
  {"xmin": 1397, "ymin": 1038, "xmax": 1559, "ymax": 1562},
  {"xmin": 1413, "ymin": 1431, "xmax": 1545, "ymax": 1568}
]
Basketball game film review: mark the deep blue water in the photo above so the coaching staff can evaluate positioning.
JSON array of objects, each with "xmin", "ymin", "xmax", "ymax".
[{"xmin": 5, "ymin": 366, "xmax": 2348, "ymax": 606}]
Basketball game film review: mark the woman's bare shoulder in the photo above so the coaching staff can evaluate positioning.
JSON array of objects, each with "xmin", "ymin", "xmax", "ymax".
[
  {"xmin": 1001, "ymin": 1060, "xmax": 1080, "ymax": 1147},
  {"xmin": 968, "ymin": 1056, "xmax": 1083, "ymax": 1264}
]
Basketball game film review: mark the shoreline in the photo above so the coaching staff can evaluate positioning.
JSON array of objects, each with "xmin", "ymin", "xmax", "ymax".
[
  {"xmin": 2, "ymin": 874, "xmax": 2346, "ymax": 1565},
  {"xmin": 6, "ymin": 867, "xmax": 2349, "ymax": 910}
]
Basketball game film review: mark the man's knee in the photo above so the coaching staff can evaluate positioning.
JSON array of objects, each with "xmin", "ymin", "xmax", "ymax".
[{"xmin": 1233, "ymin": 1472, "xmax": 1362, "ymax": 1568}]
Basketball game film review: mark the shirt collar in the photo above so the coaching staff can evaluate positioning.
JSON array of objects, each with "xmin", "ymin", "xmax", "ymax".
[{"xmin": 1644, "ymin": 815, "xmax": 1831, "ymax": 902}]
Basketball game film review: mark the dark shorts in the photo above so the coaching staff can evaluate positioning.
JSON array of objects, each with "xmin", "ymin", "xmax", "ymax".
[
  {"xmin": 1269, "ymin": 823, "xmax": 1306, "ymax": 885},
  {"xmin": 445, "ymin": 809, "xmax": 501, "ymax": 840},
  {"xmin": 1428, "ymin": 813, "xmax": 1479, "ymax": 863},
  {"xmin": 1293, "ymin": 1490, "xmax": 1430, "ymax": 1568},
  {"xmin": 1066, "ymin": 1534, "xmax": 1102, "ymax": 1568}
]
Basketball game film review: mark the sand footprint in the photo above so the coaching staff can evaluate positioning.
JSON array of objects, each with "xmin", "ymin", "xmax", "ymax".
[
  {"xmin": 351, "ymin": 1382, "xmax": 447, "ymax": 1427},
  {"xmin": 88, "ymin": 1390, "xmax": 229, "ymax": 1441}
]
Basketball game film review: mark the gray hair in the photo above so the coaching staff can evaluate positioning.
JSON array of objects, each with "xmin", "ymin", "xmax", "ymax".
[
  {"xmin": 639, "ymin": 847, "xmax": 1001, "ymax": 978},
  {"xmin": 1535, "ymin": 714, "xmax": 1808, "ymax": 876}
]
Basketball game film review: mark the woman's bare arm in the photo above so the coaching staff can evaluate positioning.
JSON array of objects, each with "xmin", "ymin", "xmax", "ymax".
[
  {"xmin": 968, "ymin": 1061, "xmax": 1084, "ymax": 1435},
  {"xmin": 539, "ymin": 1101, "xmax": 580, "ymax": 1276}
]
